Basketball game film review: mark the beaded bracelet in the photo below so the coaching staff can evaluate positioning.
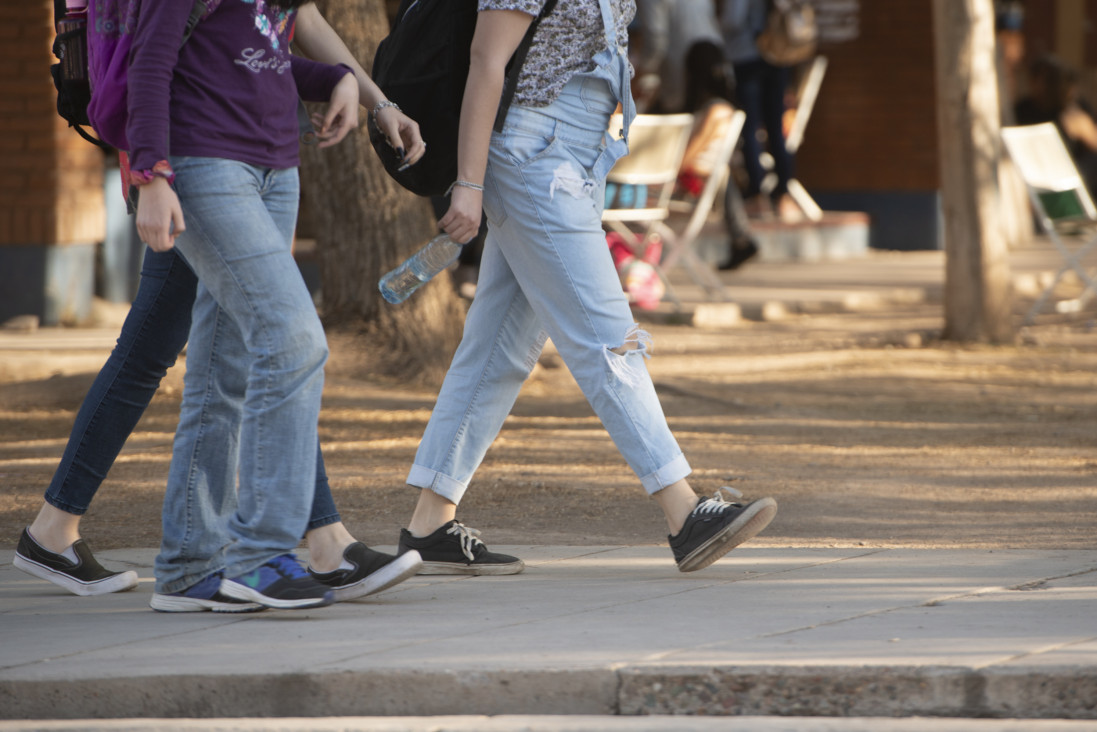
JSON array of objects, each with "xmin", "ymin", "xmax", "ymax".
[
  {"xmin": 445, "ymin": 180, "xmax": 485, "ymax": 196},
  {"xmin": 371, "ymin": 100, "xmax": 401, "ymax": 122}
]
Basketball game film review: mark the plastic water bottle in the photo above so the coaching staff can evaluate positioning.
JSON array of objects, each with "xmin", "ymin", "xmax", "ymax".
[{"xmin": 378, "ymin": 233, "xmax": 463, "ymax": 304}]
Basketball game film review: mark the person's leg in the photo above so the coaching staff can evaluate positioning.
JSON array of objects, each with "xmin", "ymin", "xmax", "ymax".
[
  {"xmin": 397, "ymin": 233, "xmax": 539, "ymax": 574},
  {"xmin": 719, "ymin": 175, "xmax": 759, "ymax": 270},
  {"xmin": 154, "ymin": 289, "xmax": 418, "ymax": 605},
  {"xmin": 41, "ymin": 248, "xmax": 195, "ymax": 525},
  {"xmin": 469, "ymin": 102, "xmax": 774, "ymax": 571},
  {"xmin": 761, "ymin": 61, "xmax": 793, "ymax": 194},
  {"xmin": 154, "ymin": 283, "xmax": 242, "ymax": 592},
  {"xmin": 404, "ymin": 235, "xmax": 546, "ymax": 506},
  {"xmin": 481, "ymin": 111, "xmax": 693, "ymax": 503},
  {"xmin": 494, "ymin": 113, "xmax": 774, "ymax": 570},
  {"xmin": 401, "ymin": 106, "xmax": 703, "ymax": 571},
  {"xmin": 156, "ymin": 157, "xmax": 330, "ymax": 609},
  {"xmin": 759, "ymin": 60, "xmax": 796, "ymax": 218},
  {"xmin": 732, "ymin": 59, "xmax": 767, "ymax": 201},
  {"xmin": 15, "ymin": 248, "xmax": 195, "ymax": 596},
  {"xmin": 305, "ymin": 444, "xmax": 423, "ymax": 601}
]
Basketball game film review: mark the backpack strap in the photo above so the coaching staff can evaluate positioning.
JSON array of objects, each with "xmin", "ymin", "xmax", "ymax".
[
  {"xmin": 493, "ymin": 0, "xmax": 558, "ymax": 133},
  {"xmin": 182, "ymin": 0, "xmax": 206, "ymax": 44}
]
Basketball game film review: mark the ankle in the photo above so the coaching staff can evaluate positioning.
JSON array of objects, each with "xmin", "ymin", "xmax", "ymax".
[
  {"xmin": 304, "ymin": 521, "xmax": 355, "ymax": 573},
  {"xmin": 654, "ymin": 480, "xmax": 700, "ymax": 536},
  {"xmin": 28, "ymin": 503, "xmax": 82, "ymax": 555},
  {"xmin": 407, "ymin": 489, "xmax": 456, "ymax": 538}
]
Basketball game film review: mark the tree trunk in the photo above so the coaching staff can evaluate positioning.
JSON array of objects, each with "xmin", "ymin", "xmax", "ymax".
[
  {"xmin": 932, "ymin": 0, "xmax": 1014, "ymax": 343},
  {"xmin": 298, "ymin": 0, "xmax": 465, "ymax": 380}
]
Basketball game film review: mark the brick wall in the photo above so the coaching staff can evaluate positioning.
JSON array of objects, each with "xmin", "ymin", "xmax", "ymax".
[
  {"xmin": 795, "ymin": 0, "xmax": 938, "ymax": 193},
  {"xmin": 0, "ymin": 1, "xmax": 104, "ymax": 248}
]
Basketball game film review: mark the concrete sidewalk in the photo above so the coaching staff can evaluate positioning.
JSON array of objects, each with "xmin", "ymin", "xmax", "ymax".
[{"xmin": 2, "ymin": 546, "xmax": 1096, "ymax": 722}]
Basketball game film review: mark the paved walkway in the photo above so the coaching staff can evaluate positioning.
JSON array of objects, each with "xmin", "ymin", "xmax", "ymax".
[{"xmin": 2, "ymin": 546, "xmax": 1097, "ymax": 724}]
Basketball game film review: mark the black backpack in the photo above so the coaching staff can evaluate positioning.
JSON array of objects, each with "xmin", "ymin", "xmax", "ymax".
[
  {"xmin": 369, "ymin": 0, "xmax": 556, "ymax": 197},
  {"xmin": 49, "ymin": 0, "xmax": 207, "ymax": 151}
]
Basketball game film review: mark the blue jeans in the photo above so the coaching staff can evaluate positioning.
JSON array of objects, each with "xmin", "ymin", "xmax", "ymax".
[
  {"xmin": 734, "ymin": 58, "xmax": 793, "ymax": 199},
  {"xmin": 42, "ymin": 246, "xmax": 340, "ymax": 532},
  {"xmin": 154, "ymin": 157, "xmax": 329, "ymax": 593},
  {"xmin": 406, "ymin": 72, "xmax": 691, "ymax": 505}
]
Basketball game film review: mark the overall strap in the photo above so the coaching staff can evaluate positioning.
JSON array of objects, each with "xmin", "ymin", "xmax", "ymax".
[
  {"xmin": 595, "ymin": 0, "xmax": 618, "ymax": 49},
  {"xmin": 596, "ymin": 0, "xmax": 634, "ymax": 142}
]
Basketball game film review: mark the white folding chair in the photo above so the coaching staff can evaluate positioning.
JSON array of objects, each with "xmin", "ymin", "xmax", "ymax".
[
  {"xmin": 1001, "ymin": 122, "xmax": 1097, "ymax": 323},
  {"xmin": 602, "ymin": 113, "xmax": 695, "ymax": 307},
  {"xmin": 659, "ymin": 108, "xmax": 748, "ymax": 300}
]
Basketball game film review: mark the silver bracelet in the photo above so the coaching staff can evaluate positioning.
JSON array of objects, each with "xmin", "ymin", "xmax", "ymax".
[
  {"xmin": 371, "ymin": 100, "xmax": 401, "ymax": 122},
  {"xmin": 446, "ymin": 180, "xmax": 485, "ymax": 196}
]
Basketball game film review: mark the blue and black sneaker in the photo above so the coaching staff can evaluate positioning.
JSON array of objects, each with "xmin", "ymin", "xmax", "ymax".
[
  {"xmin": 150, "ymin": 572, "xmax": 263, "ymax": 613},
  {"xmin": 220, "ymin": 553, "xmax": 333, "ymax": 610}
]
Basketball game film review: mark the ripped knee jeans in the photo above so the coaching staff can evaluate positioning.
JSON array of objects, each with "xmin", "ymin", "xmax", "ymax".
[{"xmin": 405, "ymin": 85, "xmax": 690, "ymax": 505}]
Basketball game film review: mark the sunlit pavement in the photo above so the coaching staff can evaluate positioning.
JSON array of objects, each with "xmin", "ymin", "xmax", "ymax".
[{"xmin": 2, "ymin": 546, "xmax": 1096, "ymax": 723}]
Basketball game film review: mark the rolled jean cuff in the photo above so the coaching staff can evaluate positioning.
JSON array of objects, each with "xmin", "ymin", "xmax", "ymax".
[
  {"xmin": 407, "ymin": 464, "xmax": 468, "ymax": 505},
  {"xmin": 639, "ymin": 453, "xmax": 692, "ymax": 495}
]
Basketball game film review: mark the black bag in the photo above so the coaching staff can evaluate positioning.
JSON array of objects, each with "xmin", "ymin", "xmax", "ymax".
[
  {"xmin": 756, "ymin": 0, "xmax": 818, "ymax": 68},
  {"xmin": 369, "ymin": 0, "xmax": 556, "ymax": 197},
  {"xmin": 50, "ymin": 0, "xmax": 105, "ymax": 149}
]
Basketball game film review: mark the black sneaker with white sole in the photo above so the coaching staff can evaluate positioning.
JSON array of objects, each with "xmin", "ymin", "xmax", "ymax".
[
  {"xmin": 398, "ymin": 520, "xmax": 524, "ymax": 575},
  {"xmin": 669, "ymin": 489, "xmax": 777, "ymax": 572},
  {"xmin": 308, "ymin": 542, "xmax": 423, "ymax": 602},
  {"xmin": 14, "ymin": 527, "xmax": 139, "ymax": 596}
]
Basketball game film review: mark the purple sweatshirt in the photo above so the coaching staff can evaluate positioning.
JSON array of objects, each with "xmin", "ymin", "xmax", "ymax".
[{"xmin": 126, "ymin": 0, "xmax": 350, "ymax": 174}]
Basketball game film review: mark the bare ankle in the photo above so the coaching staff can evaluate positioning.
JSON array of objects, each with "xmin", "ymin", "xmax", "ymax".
[
  {"xmin": 28, "ymin": 503, "xmax": 82, "ymax": 555},
  {"xmin": 304, "ymin": 521, "xmax": 356, "ymax": 573},
  {"xmin": 407, "ymin": 489, "xmax": 456, "ymax": 538},
  {"xmin": 654, "ymin": 480, "xmax": 700, "ymax": 536}
]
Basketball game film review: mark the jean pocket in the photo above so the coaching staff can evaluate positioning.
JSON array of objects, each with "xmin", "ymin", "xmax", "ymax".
[
  {"xmin": 578, "ymin": 77, "xmax": 617, "ymax": 115},
  {"xmin": 503, "ymin": 127, "xmax": 559, "ymax": 169}
]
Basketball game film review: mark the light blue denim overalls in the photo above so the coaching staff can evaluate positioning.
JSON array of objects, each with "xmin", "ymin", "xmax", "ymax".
[{"xmin": 407, "ymin": 0, "xmax": 691, "ymax": 502}]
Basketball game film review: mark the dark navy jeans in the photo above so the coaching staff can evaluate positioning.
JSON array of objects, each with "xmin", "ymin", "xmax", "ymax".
[
  {"xmin": 733, "ymin": 58, "xmax": 794, "ymax": 199},
  {"xmin": 42, "ymin": 246, "xmax": 340, "ymax": 532}
]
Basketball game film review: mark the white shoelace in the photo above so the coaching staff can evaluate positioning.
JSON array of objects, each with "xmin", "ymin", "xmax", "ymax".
[
  {"xmin": 446, "ymin": 521, "xmax": 484, "ymax": 562},
  {"xmin": 693, "ymin": 486, "xmax": 744, "ymax": 515}
]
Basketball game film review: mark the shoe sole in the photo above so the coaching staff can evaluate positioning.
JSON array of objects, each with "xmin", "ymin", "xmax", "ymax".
[
  {"xmin": 149, "ymin": 593, "xmax": 264, "ymax": 613},
  {"xmin": 417, "ymin": 559, "xmax": 525, "ymax": 576},
  {"xmin": 677, "ymin": 497, "xmax": 778, "ymax": 573},
  {"xmin": 328, "ymin": 550, "xmax": 424, "ymax": 602},
  {"xmin": 13, "ymin": 554, "xmax": 139, "ymax": 596},
  {"xmin": 219, "ymin": 579, "xmax": 333, "ymax": 610}
]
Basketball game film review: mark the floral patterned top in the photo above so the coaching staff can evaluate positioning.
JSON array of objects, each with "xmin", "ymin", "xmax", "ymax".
[{"xmin": 480, "ymin": 0, "xmax": 635, "ymax": 107}]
